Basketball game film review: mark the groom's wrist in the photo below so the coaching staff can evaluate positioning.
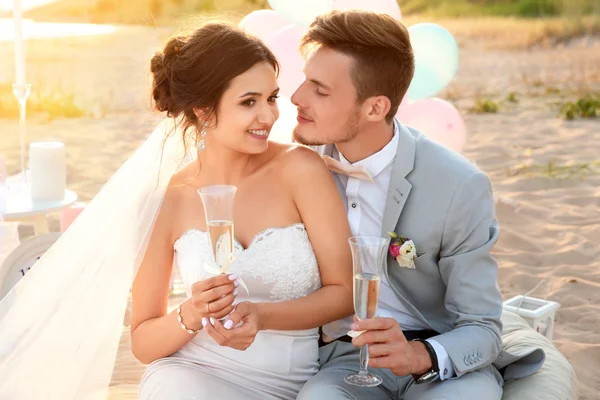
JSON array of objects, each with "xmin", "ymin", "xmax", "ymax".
[{"xmin": 409, "ymin": 340, "xmax": 433, "ymax": 375}]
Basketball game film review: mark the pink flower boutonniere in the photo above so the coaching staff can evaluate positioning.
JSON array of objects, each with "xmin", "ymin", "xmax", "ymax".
[{"xmin": 388, "ymin": 231, "xmax": 417, "ymax": 269}]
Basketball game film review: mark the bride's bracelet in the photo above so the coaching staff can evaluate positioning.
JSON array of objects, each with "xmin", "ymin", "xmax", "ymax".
[{"xmin": 177, "ymin": 304, "xmax": 201, "ymax": 335}]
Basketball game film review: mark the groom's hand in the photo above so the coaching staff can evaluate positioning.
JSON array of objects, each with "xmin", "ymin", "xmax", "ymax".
[
  {"xmin": 204, "ymin": 301, "xmax": 260, "ymax": 351},
  {"xmin": 351, "ymin": 317, "xmax": 432, "ymax": 377}
]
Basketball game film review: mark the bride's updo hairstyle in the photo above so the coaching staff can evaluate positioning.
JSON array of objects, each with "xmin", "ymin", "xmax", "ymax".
[{"xmin": 150, "ymin": 22, "xmax": 279, "ymax": 149}]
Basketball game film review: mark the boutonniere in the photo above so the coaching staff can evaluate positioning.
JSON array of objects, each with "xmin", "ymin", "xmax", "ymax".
[{"xmin": 388, "ymin": 231, "xmax": 417, "ymax": 269}]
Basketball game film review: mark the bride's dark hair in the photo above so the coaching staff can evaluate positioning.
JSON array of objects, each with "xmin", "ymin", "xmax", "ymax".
[{"xmin": 150, "ymin": 22, "xmax": 279, "ymax": 150}]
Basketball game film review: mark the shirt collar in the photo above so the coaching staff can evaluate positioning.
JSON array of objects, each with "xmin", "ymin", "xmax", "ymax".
[{"xmin": 336, "ymin": 120, "xmax": 399, "ymax": 179}]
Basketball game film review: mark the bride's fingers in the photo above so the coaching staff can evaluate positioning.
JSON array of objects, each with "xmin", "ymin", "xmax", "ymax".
[
  {"xmin": 192, "ymin": 274, "xmax": 237, "ymax": 294},
  {"xmin": 204, "ymin": 318, "xmax": 228, "ymax": 345},
  {"xmin": 211, "ymin": 318, "xmax": 233, "ymax": 336},
  {"xmin": 210, "ymin": 318, "xmax": 253, "ymax": 350},
  {"xmin": 192, "ymin": 284, "xmax": 233, "ymax": 313},
  {"xmin": 201, "ymin": 283, "xmax": 235, "ymax": 303},
  {"xmin": 208, "ymin": 319, "xmax": 241, "ymax": 346},
  {"xmin": 225, "ymin": 321, "xmax": 257, "ymax": 350},
  {"xmin": 209, "ymin": 304, "xmax": 235, "ymax": 320},
  {"xmin": 225, "ymin": 313, "xmax": 258, "ymax": 342},
  {"xmin": 226, "ymin": 303, "xmax": 249, "ymax": 326},
  {"xmin": 203, "ymin": 315, "xmax": 256, "ymax": 351},
  {"xmin": 204, "ymin": 294, "xmax": 235, "ymax": 317}
]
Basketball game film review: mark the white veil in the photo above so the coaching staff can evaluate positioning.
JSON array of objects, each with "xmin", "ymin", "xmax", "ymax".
[{"xmin": 0, "ymin": 117, "xmax": 188, "ymax": 399}]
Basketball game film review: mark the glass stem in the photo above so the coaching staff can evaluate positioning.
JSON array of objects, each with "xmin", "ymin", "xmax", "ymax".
[{"xmin": 359, "ymin": 344, "xmax": 370, "ymax": 374}]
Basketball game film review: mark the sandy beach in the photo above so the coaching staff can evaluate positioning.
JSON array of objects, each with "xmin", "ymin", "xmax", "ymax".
[{"xmin": 1, "ymin": 18, "xmax": 599, "ymax": 400}]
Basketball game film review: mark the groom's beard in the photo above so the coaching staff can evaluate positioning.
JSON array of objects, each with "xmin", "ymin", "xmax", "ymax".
[{"xmin": 293, "ymin": 112, "xmax": 360, "ymax": 146}]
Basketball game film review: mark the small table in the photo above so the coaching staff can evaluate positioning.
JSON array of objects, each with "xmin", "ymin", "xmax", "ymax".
[{"xmin": 3, "ymin": 186, "xmax": 78, "ymax": 235}]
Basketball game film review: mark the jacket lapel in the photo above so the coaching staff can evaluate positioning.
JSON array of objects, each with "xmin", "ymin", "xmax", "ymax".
[
  {"xmin": 381, "ymin": 122, "xmax": 434, "ymax": 328},
  {"xmin": 381, "ymin": 121, "xmax": 415, "ymax": 237}
]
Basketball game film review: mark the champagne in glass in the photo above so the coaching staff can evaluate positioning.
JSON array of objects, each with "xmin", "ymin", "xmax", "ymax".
[
  {"xmin": 354, "ymin": 273, "xmax": 381, "ymax": 320},
  {"xmin": 207, "ymin": 220, "xmax": 234, "ymax": 272},
  {"xmin": 198, "ymin": 185, "xmax": 237, "ymax": 273},
  {"xmin": 345, "ymin": 236, "xmax": 388, "ymax": 388}
]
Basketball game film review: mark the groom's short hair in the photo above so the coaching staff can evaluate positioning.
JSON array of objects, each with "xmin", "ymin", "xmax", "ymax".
[{"xmin": 300, "ymin": 10, "xmax": 414, "ymax": 123}]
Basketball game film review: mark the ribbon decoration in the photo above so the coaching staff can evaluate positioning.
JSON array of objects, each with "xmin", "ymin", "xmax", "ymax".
[{"xmin": 203, "ymin": 259, "xmax": 250, "ymax": 296}]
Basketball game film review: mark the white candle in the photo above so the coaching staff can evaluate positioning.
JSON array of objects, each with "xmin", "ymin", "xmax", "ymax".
[
  {"xmin": 0, "ymin": 156, "xmax": 7, "ymax": 215},
  {"xmin": 13, "ymin": 0, "xmax": 26, "ymax": 85},
  {"xmin": 29, "ymin": 142, "xmax": 67, "ymax": 202}
]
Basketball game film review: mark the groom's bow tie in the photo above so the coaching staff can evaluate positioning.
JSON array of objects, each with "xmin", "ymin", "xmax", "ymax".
[{"xmin": 323, "ymin": 155, "xmax": 374, "ymax": 182}]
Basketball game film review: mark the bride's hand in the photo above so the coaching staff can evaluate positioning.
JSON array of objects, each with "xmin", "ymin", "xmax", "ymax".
[
  {"xmin": 204, "ymin": 302, "xmax": 260, "ymax": 351},
  {"xmin": 189, "ymin": 274, "xmax": 238, "ymax": 324}
]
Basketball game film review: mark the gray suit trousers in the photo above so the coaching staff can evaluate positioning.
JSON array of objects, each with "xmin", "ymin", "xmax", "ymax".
[{"xmin": 297, "ymin": 341, "xmax": 504, "ymax": 400}]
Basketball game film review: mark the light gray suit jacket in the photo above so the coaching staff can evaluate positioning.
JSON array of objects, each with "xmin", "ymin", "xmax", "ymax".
[{"xmin": 316, "ymin": 121, "xmax": 544, "ymax": 379}]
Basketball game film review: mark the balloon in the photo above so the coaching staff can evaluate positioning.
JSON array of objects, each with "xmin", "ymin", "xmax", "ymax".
[
  {"xmin": 270, "ymin": 96, "xmax": 297, "ymax": 143},
  {"xmin": 395, "ymin": 95, "xmax": 411, "ymax": 121},
  {"xmin": 239, "ymin": 10, "xmax": 293, "ymax": 43},
  {"xmin": 396, "ymin": 98, "xmax": 467, "ymax": 153},
  {"xmin": 407, "ymin": 23, "xmax": 459, "ymax": 101},
  {"xmin": 268, "ymin": 25, "xmax": 308, "ymax": 98},
  {"xmin": 333, "ymin": 0, "xmax": 402, "ymax": 20},
  {"xmin": 268, "ymin": 0, "xmax": 334, "ymax": 26}
]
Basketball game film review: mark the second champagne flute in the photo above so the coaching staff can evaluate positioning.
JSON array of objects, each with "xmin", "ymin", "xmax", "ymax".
[{"xmin": 345, "ymin": 235, "xmax": 388, "ymax": 387}]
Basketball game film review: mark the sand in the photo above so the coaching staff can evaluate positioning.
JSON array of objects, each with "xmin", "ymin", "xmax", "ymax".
[{"xmin": 0, "ymin": 19, "xmax": 599, "ymax": 400}]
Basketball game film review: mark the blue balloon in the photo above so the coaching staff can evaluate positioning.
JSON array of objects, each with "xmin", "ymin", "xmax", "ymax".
[{"xmin": 407, "ymin": 23, "xmax": 459, "ymax": 101}]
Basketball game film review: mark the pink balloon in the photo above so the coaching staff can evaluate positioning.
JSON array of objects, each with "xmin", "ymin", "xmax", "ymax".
[
  {"xmin": 395, "ymin": 95, "xmax": 411, "ymax": 121},
  {"xmin": 239, "ymin": 10, "xmax": 292, "ymax": 43},
  {"xmin": 395, "ymin": 98, "xmax": 467, "ymax": 153},
  {"xmin": 268, "ymin": 25, "xmax": 308, "ymax": 98},
  {"xmin": 333, "ymin": 0, "xmax": 402, "ymax": 20}
]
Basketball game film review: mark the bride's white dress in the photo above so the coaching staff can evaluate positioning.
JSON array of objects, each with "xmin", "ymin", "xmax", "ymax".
[{"xmin": 139, "ymin": 223, "xmax": 322, "ymax": 400}]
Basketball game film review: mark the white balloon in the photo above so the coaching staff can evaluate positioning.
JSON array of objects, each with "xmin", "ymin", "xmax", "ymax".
[
  {"xmin": 268, "ymin": 0, "xmax": 334, "ymax": 26},
  {"xmin": 333, "ymin": 0, "xmax": 402, "ymax": 20},
  {"xmin": 238, "ymin": 10, "xmax": 291, "ymax": 43}
]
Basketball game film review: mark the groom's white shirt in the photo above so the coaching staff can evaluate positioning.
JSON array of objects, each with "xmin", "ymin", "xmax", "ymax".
[{"xmin": 323, "ymin": 120, "xmax": 455, "ymax": 380}]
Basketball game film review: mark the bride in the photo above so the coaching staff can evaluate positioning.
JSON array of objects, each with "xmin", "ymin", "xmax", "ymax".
[
  {"xmin": 135, "ymin": 22, "xmax": 353, "ymax": 399},
  {"xmin": 0, "ymin": 22, "xmax": 353, "ymax": 400}
]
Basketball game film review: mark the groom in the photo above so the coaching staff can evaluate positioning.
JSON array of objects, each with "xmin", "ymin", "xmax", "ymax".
[{"xmin": 291, "ymin": 10, "xmax": 540, "ymax": 399}]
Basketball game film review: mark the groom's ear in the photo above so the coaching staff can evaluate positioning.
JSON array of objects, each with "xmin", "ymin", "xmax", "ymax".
[{"xmin": 362, "ymin": 95, "xmax": 391, "ymax": 122}]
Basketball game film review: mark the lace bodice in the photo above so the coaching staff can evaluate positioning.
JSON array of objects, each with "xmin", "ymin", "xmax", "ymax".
[{"xmin": 174, "ymin": 223, "xmax": 322, "ymax": 302}]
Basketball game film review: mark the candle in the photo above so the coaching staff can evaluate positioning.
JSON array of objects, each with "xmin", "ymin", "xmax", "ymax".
[
  {"xmin": 29, "ymin": 142, "xmax": 66, "ymax": 202},
  {"xmin": 13, "ymin": 0, "xmax": 26, "ymax": 85},
  {"xmin": 0, "ymin": 156, "xmax": 7, "ymax": 215}
]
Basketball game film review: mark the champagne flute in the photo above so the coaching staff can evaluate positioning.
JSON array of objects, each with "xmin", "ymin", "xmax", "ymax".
[
  {"xmin": 197, "ymin": 185, "xmax": 237, "ymax": 273},
  {"xmin": 344, "ymin": 235, "xmax": 388, "ymax": 387}
]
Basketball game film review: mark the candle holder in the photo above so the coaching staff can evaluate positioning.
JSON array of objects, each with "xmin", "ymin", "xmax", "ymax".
[{"xmin": 12, "ymin": 83, "xmax": 32, "ymax": 185}]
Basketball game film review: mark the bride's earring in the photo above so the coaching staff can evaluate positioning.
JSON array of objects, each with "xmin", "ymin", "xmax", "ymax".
[{"xmin": 196, "ymin": 121, "xmax": 208, "ymax": 151}]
